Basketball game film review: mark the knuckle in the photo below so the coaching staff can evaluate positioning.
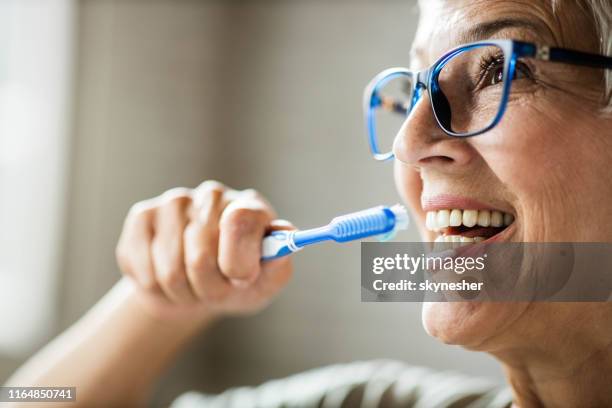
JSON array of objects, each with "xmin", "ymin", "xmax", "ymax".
[
  {"xmin": 197, "ymin": 180, "xmax": 226, "ymax": 195},
  {"xmin": 161, "ymin": 189, "xmax": 192, "ymax": 208},
  {"xmin": 241, "ymin": 188, "xmax": 260, "ymax": 198},
  {"xmin": 127, "ymin": 200, "xmax": 155, "ymax": 221},
  {"xmin": 193, "ymin": 181, "xmax": 226, "ymax": 207},
  {"xmin": 220, "ymin": 207, "xmax": 268, "ymax": 234},
  {"xmin": 162, "ymin": 186, "xmax": 192, "ymax": 199}
]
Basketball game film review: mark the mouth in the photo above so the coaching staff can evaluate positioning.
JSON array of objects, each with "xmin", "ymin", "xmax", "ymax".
[{"xmin": 424, "ymin": 207, "xmax": 515, "ymax": 245}]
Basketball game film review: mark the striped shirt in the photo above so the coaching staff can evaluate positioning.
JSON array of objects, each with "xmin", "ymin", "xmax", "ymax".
[{"xmin": 171, "ymin": 360, "xmax": 513, "ymax": 408}]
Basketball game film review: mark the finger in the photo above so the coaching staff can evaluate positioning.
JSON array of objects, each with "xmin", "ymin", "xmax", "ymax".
[
  {"xmin": 218, "ymin": 196, "xmax": 275, "ymax": 284},
  {"xmin": 251, "ymin": 218, "xmax": 296, "ymax": 296},
  {"xmin": 238, "ymin": 188, "xmax": 277, "ymax": 218},
  {"xmin": 116, "ymin": 204, "xmax": 159, "ymax": 291},
  {"xmin": 255, "ymin": 256, "xmax": 294, "ymax": 299},
  {"xmin": 184, "ymin": 182, "xmax": 232, "ymax": 301},
  {"xmin": 191, "ymin": 180, "xmax": 227, "ymax": 218},
  {"xmin": 267, "ymin": 218, "xmax": 296, "ymax": 231},
  {"xmin": 151, "ymin": 194, "xmax": 196, "ymax": 304}
]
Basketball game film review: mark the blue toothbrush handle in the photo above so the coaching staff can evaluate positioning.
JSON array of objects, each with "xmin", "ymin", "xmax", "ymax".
[{"xmin": 260, "ymin": 204, "xmax": 409, "ymax": 261}]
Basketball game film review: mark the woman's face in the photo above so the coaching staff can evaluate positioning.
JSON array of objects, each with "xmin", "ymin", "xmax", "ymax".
[{"xmin": 394, "ymin": 0, "xmax": 612, "ymax": 349}]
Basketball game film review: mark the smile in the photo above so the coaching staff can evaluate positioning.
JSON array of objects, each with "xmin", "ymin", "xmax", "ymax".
[{"xmin": 425, "ymin": 208, "xmax": 515, "ymax": 244}]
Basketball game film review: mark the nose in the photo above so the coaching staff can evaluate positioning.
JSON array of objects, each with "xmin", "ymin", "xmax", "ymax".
[{"xmin": 393, "ymin": 93, "xmax": 475, "ymax": 171}]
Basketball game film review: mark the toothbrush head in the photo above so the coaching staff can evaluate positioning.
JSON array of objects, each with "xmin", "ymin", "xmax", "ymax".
[
  {"xmin": 377, "ymin": 204, "xmax": 410, "ymax": 242},
  {"xmin": 390, "ymin": 204, "xmax": 409, "ymax": 231}
]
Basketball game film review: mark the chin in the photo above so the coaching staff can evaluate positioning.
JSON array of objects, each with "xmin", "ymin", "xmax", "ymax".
[{"xmin": 422, "ymin": 301, "xmax": 530, "ymax": 350}]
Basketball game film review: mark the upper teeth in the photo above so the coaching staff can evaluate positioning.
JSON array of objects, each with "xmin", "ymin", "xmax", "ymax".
[{"xmin": 425, "ymin": 209, "xmax": 514, "ymax": 231}]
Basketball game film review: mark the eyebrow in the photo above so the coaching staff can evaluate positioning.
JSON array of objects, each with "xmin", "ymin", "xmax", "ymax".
[
  {"xmin": 458, "ymin": 18, "xmax": 549, "ymax": 44},
  {"xmin": 410, "ymin": 18, "xmax": 552, "ymax": 66}
]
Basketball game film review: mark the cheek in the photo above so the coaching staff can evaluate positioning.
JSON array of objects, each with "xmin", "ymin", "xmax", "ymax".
[
  {"xmin": 474, "ymin": 104, "xmax": 598, "ymax": 240},
  {"xmin": 394, "ymin": 161, "xmax": 428, "ymax": 233},
  {"xmin": 394, "ymin": 161, "xmax": 422, "ymax": 210}
]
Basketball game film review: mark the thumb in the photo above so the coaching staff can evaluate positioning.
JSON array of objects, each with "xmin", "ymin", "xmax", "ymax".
[{"xmin": 267, "ymin": 219, "xmax": 297, "ymax": 231}]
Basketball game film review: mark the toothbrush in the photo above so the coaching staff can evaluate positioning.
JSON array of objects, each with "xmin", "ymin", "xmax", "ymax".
[{"xmin": 261, "ymin": 204, "xmax": 409, "ymax": 261}]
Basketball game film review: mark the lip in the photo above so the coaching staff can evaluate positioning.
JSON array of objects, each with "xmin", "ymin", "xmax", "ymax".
[
  {"xmin": 422, "ymin": 194, "xmax": 512, "ymax": 213},
  {"xmin": 483, "ymin": 222, "xmax": 516, "ymax": 243},
  {"xmin": 429, "ymin": 223, "xmax": 517, "ymax": 262}
]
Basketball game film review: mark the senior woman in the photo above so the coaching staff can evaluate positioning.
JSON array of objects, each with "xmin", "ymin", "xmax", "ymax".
[{"xmin": 6, "ymin": 0, "xmax": 612, "ymax": 407}]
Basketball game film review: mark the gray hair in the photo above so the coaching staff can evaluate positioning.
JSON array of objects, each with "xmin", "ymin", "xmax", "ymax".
[
  {"xmin": 557, "ymin": 0, "xmax": 612, "ymax": 111},
  {"xmin": 590, "ymin": 0, "xmax": 612, "ymax": 111}
]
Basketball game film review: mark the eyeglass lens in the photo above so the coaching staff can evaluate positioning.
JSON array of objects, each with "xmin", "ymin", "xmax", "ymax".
[{"xmin": 371, "ymin": 44, "xmax": 506, "ymax": 151}]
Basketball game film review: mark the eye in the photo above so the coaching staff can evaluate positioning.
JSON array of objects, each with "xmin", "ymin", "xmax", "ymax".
[
  {"xmin": 512, "ymin": 61, "xmax": 532, "ymax": 81},
  {"xmin": 479, "ymin": 56, "xmax": 505, "ymax": 86},
  {"xmin": 480, "ymin": 57, "xmax": 532, "ymax": 87}
]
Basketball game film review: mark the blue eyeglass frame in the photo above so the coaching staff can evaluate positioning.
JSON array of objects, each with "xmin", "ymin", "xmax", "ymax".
[{"xmin": 363, "ymin": 39, "xmax": 612, "ymax": 161}]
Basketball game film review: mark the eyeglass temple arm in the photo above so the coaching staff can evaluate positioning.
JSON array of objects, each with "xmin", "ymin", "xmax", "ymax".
[{"xmin": 531, "ymin": 44, "xmax": 612, "ymax": 70}]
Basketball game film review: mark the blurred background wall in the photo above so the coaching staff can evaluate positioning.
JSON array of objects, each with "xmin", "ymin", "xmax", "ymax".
[{"xmin": 0, "ymin": 0, "xmax": 503, "ymax": 406}]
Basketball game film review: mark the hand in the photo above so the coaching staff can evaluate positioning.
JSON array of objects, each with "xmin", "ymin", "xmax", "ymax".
[{"xmin": 116, "ymin": 181, "xmax": 294, "ymax": 323}]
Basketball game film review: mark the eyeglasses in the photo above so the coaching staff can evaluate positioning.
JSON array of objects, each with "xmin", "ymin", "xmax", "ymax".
[{"xmin": 363, "ymin": 39, "xmax": 612, "ymax": 161}]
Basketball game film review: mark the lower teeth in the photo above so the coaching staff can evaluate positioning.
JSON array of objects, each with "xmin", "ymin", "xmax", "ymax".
[{"xmin": 434, "ymin": 235, "xmax": 485, "ymax": 245}]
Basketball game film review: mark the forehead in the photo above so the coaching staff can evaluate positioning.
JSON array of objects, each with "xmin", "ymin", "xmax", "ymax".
[{"xmin": 411, "ymin": 0, "xmax": 590, "ymax": 68}]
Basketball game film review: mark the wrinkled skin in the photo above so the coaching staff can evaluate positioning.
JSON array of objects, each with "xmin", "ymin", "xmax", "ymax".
[{"xmin": 393, "ymin": 0, "xmax": 612, "ymax": 406}]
